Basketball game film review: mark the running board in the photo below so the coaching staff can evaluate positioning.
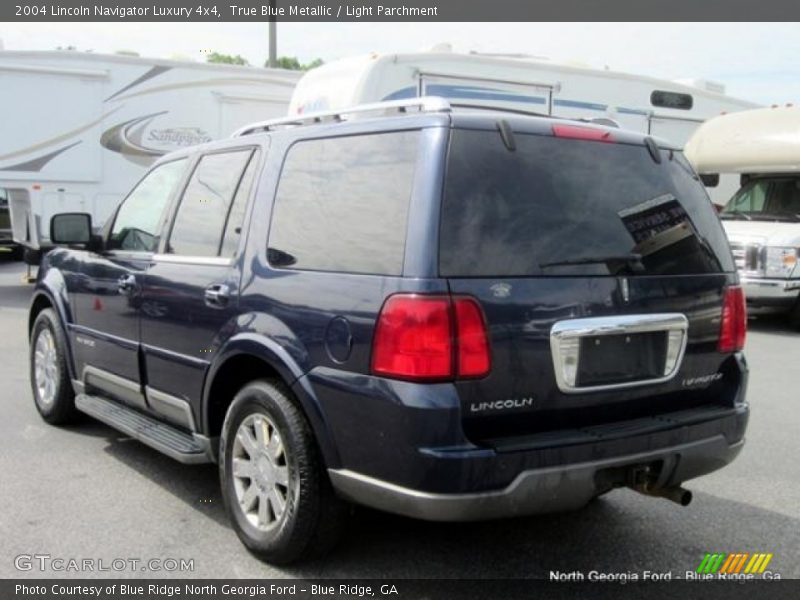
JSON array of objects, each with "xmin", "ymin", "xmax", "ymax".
[{"xmin": 75, "ymin": 394, "xmax": 212, "ymax": 464}]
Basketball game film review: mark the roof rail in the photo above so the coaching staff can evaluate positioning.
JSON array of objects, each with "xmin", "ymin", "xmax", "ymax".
[{"xmin": 232, "ymin": 96, "xmax": 452, "ymax": 137}]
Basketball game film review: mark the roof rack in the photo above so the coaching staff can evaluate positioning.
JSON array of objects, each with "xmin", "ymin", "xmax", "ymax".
[{"xmin": 232, "ymin": 96, "xmax": 451, "ymax": 137}]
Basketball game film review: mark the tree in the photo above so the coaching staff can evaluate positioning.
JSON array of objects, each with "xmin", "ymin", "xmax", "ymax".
[
  {"xmin": 267, "ymin": 56, "xmax": 324, "ymax": 71},
  {"xmin": 206, "ymin": 52, "xmax": 250, "ymax": 66}
]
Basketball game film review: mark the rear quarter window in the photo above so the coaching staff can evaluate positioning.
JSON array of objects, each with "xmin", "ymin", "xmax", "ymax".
[
  {"xmin": 440, "ymin": 128, "xmax": 734, "ymax": 277},
  {"xmin": 268, "ymin": 131, "xmax": 419, "ymax": 275}
]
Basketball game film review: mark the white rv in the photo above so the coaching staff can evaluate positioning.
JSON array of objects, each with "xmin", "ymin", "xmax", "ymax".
[
  {"xmin": 685, "ymin": 106, "xmax": 800, "ymax": 327},
  {"xmin": 0, "ymin": 51, "xmax": 301, "ymax": 257},
  {"xmin": 289, "ymin": 50, "xmax": 758, "ymax": 202}
]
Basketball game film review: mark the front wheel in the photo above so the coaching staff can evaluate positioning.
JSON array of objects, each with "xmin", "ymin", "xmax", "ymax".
[
  {"xmin": 219, "ymin": 380, "xmax": 348, "ymax": 564},
  {"xmin": 29, "ymin": 308, "xmax": 77, "ymax": 424}
]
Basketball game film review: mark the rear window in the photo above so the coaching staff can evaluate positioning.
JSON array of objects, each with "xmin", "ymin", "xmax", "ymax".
[
  {"xmin": 268, "ymin": 131, "xmax": 419, "ymax": 275},
  {"xmin": 440, "ymin": 129, "xmax": 734, "ymax": 277}
]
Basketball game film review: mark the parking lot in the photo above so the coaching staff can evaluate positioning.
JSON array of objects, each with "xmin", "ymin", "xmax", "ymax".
[{"xmin": 0, "ymin": 257, "xmax": 798, "ymax": 580}]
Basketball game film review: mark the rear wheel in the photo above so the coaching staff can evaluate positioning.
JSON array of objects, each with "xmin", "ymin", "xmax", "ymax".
[
  {"xmin": 219, "ymin": 379, "xmax": 348, "ymax": 564},
  {"xmin": 30, "ymin": 308, "xmax": 77, "ymax": 424}
]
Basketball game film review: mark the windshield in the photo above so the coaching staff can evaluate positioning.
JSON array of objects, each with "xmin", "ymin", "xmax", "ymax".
[
  {"xmin": 721, "ymin": 178, "xmax": 800, "ymax": 222},
  {"xmin": 440, "ymin": 129, "xmax": 734, "ymax": 277}
]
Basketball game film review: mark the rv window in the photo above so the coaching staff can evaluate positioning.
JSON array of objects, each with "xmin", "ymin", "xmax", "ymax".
[
  {"xmin": 109, "ymin": 159, "xmax": 187, "ymax": 252},
  {"xmin": 651, "ymin": 91, "xmax": 693, "ymax": 110},
  {"xmin": 167, "ymin": 150, "xmax": 254, "ymax": 257},
  {"xmin": 268, "ymin": 131, "xmax": 419, "ymax": 275}
]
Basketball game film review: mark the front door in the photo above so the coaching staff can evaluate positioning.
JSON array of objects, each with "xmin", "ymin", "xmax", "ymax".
[
  {"xmin": 139, "ymin": 147, "xmax": 260, "ymax": 430},
  {"xmin": 69, "ymin": 158, "xmax": 188, "ymax": 408}
]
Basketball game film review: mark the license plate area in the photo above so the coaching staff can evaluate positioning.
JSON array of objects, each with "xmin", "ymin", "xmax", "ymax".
[
  {"xmin": 550, "ymin": 313, "xmax": 688, "ymax": 394},
  {"xmin": 577, "ymin": 331, "xmax": 667, "ymax": 387}
]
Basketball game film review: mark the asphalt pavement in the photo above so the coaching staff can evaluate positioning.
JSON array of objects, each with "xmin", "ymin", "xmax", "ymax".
[{"xmin": 1, "ymin": 258, "xmax": 798, "ymax": 580}]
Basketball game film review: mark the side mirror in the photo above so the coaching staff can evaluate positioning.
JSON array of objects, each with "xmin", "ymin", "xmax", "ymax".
[{"xmin": 50, "ymin": 213, "xmax": 92, "ymax": 245}]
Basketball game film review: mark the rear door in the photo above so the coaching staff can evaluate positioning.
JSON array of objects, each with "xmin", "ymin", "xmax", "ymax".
[
  {"xmin": 139, "ymin": 147, "xmax": 260, "ymax": 430},
  {"xmin": 439, "ymin": 127, "xmax": 738, "ymax": 443}
]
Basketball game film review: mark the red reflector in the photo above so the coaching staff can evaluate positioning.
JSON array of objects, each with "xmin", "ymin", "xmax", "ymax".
[
  {"xmin": 552, "ymin": 124, "xmax": 614, "ymax": 142},
  {"xmin": 718, "ymin": 286, "xmax": 747, "ymax": 353},
  {"xmin": 371, "ymin": 295, "xmax": 452, "ymax": 380},
  {"xmin": 454, "ymin": 298, "xmax": 491, "ymax": 378}
]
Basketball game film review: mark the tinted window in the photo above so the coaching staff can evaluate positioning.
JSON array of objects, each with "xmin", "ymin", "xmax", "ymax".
[
  {"xmin": 168, "ymin": 150, "xmax": 253, "ymax": 256},
  {"xmin": 268, "ymin": 132, "xmax": 418, "ymax": 275},
  {"xmin": 651, "ymin": 90, "xmax": 693, "ymax": 110},
  {"xmin": 220, "ymin": 152, "xmax": 259, "ymax": 257},
  {"xmin": 109, "ymin": 159, "xmax": 186, "ymax": 252},
  {"xmin": 440, "ymin": 129, "xmax": 734, "ymax": 277}
]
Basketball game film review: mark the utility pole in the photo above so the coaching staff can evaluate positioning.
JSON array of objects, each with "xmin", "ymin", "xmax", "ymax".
[{"xmin": 268, "ymin": 0, "xmax": 277, "ymax": 68}]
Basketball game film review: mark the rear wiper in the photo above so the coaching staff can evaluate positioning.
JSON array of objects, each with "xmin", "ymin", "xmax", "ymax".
[
  {"xmin": 720, "ymin": 210, "xmax": 752, "ymax": 221},
  {"xmin": 539, "ymin": 253, "xmax": 644, "ymax": 271}
]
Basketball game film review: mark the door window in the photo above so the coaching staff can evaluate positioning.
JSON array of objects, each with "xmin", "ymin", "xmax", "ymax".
[
  {"xmin": 167, "ymin": 149, "xmax": 255, "ymax": 257},
  {"xmin": 109, "ymin": 159, "xmax": 187, "ymax": 252}
]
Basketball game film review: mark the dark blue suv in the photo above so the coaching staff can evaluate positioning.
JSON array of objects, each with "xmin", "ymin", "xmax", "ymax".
[{"xmin": 29, "ymin": 98, "xmax": 749, "ymax": 563}]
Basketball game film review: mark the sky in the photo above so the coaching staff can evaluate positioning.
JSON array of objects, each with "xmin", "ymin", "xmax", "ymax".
[{"xmin": 0, "ymin": 22, "xmax": 798, "ymax": 105}]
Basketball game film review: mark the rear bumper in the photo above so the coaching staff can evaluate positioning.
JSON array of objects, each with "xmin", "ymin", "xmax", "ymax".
[
  {"xmin": 329, "ymin": 433, "xmax": 745, "ymax": 521},
  {"xmin": 741, "ymin": 276, "xmax": 800, "ymax": 305}
]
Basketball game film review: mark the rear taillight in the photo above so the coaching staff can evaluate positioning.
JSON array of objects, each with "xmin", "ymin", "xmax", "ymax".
[
  {"xmin": 552, "ymin": 124, "xmax": 614, "ymax": 143},
  {"xmin": 371, "ymin": 294, "xmax": 491, "ymax": 381},
  {"xmin": 718, "ymin": 286, "xmax": 747, "ymax": 353}
]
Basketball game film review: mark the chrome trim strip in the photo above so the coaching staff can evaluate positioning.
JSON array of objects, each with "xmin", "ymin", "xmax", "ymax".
[
  {"xmin": 145, "ymin": 386, "xmax": 197, "ymax": 431},
  {"xmin": 82, "ymin": 365, "xmax": 147, "ymax": 410},
  {"xmin": 142, "ymin": 343, "xmax": 208, "ymax": 369},
  {"xmin": 151, "ymin": 254, "xmax": 233, "ymax": 267},
  {"xmin": 549, "ymin": 313, "xmax": 689, "ymax": 394},
  {"xmin": 68, "ymin": 324, "xmax": 138, "ymax": 351}
]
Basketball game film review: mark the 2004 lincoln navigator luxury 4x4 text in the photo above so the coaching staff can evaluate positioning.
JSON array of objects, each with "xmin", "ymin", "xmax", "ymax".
[{"xmin": 28, "ymin": 98, "xmax": 749, "ymax": 563}]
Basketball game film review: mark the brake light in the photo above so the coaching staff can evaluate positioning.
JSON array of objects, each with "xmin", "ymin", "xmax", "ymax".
[
  {"xmin": 371, "ymin": 294, "xmax": 491, "ymax": 381},
  {"xmin": 718, "ymin": 286, "xmax": 747, "ymax": 353},
  {"xmin": 372, "ymin": 295, "xmax": 452, "ymax": 380},
  {"xmin": 552, "ymin": 124, "xmax": 614, "ymax": 142}
]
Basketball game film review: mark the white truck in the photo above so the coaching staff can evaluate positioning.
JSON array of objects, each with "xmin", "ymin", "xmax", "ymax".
[
  {"xmin": 0, "ymin": 51, "xmax": 301, "ymax": 261},
  {"xmin": 288, "ymin": 49, "xmax": 758, "ymax": 203},
  {"xmin": 685, "ymin": 106, "xmax": 800, "ymax": 328}
]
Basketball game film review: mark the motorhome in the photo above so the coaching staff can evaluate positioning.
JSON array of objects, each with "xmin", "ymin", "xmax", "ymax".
[
  {"xmin": 289, "ymin": 50, "xmax": 758, "ymax": 203},
  {"xmin": 685, "ymin": 106, "xmax": 800, "ymax": 327},
  {"xmin": 0, "ymin": 51, "xmax": 301, "ymax": 259}
]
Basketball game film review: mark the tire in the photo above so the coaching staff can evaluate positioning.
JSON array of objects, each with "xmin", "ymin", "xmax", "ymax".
[
  {"xmin": 789, "ymin": 298, "xmax": 800, "ymax": 331},
  {"xmin": 219, "ymin": 379, "xmax": 348, "ymax": 564},
  {"xmin": 29, "ymin": 308, "xmax": 77, "ymax": 425}
]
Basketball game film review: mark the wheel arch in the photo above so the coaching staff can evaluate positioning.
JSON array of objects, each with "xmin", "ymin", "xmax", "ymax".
[
  {"xmin": 202, "ymin": 333, "xmax": 341, "ymax": 469},
  {"xmin": 28, "ymin": 286, "xmax": 77, "ymax": 381}
]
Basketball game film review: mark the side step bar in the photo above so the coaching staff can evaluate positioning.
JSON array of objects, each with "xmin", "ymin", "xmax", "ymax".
[{"xmin": 75, "ymin": 394, "xmax": 213, "ymax": 464}]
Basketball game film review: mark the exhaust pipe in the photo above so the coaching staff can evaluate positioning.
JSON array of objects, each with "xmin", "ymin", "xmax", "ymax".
[{"xmin": 630, "ymin": 484, "xmax": 693, "ymax": 506}]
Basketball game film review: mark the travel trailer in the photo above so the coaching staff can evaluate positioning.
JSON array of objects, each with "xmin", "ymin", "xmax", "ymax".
[
  {"xmin": 685, "ymin": 106, "xmax": 800, "ymax": 327},
  {"xmin": 289, "ymin": 50, "xmax": 759, "ymax": 202},
  {"xmin": 0, "ymin": 51, "xmax": 301, "ymax": 259}
]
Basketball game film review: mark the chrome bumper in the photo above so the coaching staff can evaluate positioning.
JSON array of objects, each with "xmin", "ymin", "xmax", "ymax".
[{"xmin": 741, "ymin": 277, "xmax": 800, "ymax": 303}]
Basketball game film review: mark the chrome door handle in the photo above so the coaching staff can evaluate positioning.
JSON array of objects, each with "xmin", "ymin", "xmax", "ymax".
[
  {"xmin": 204, "ymin": 283, "xmax": 230, "ymax": 308},
  {"xmin": 117, "ymin": 274, "xmax": 137, "ymax": 295}
]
